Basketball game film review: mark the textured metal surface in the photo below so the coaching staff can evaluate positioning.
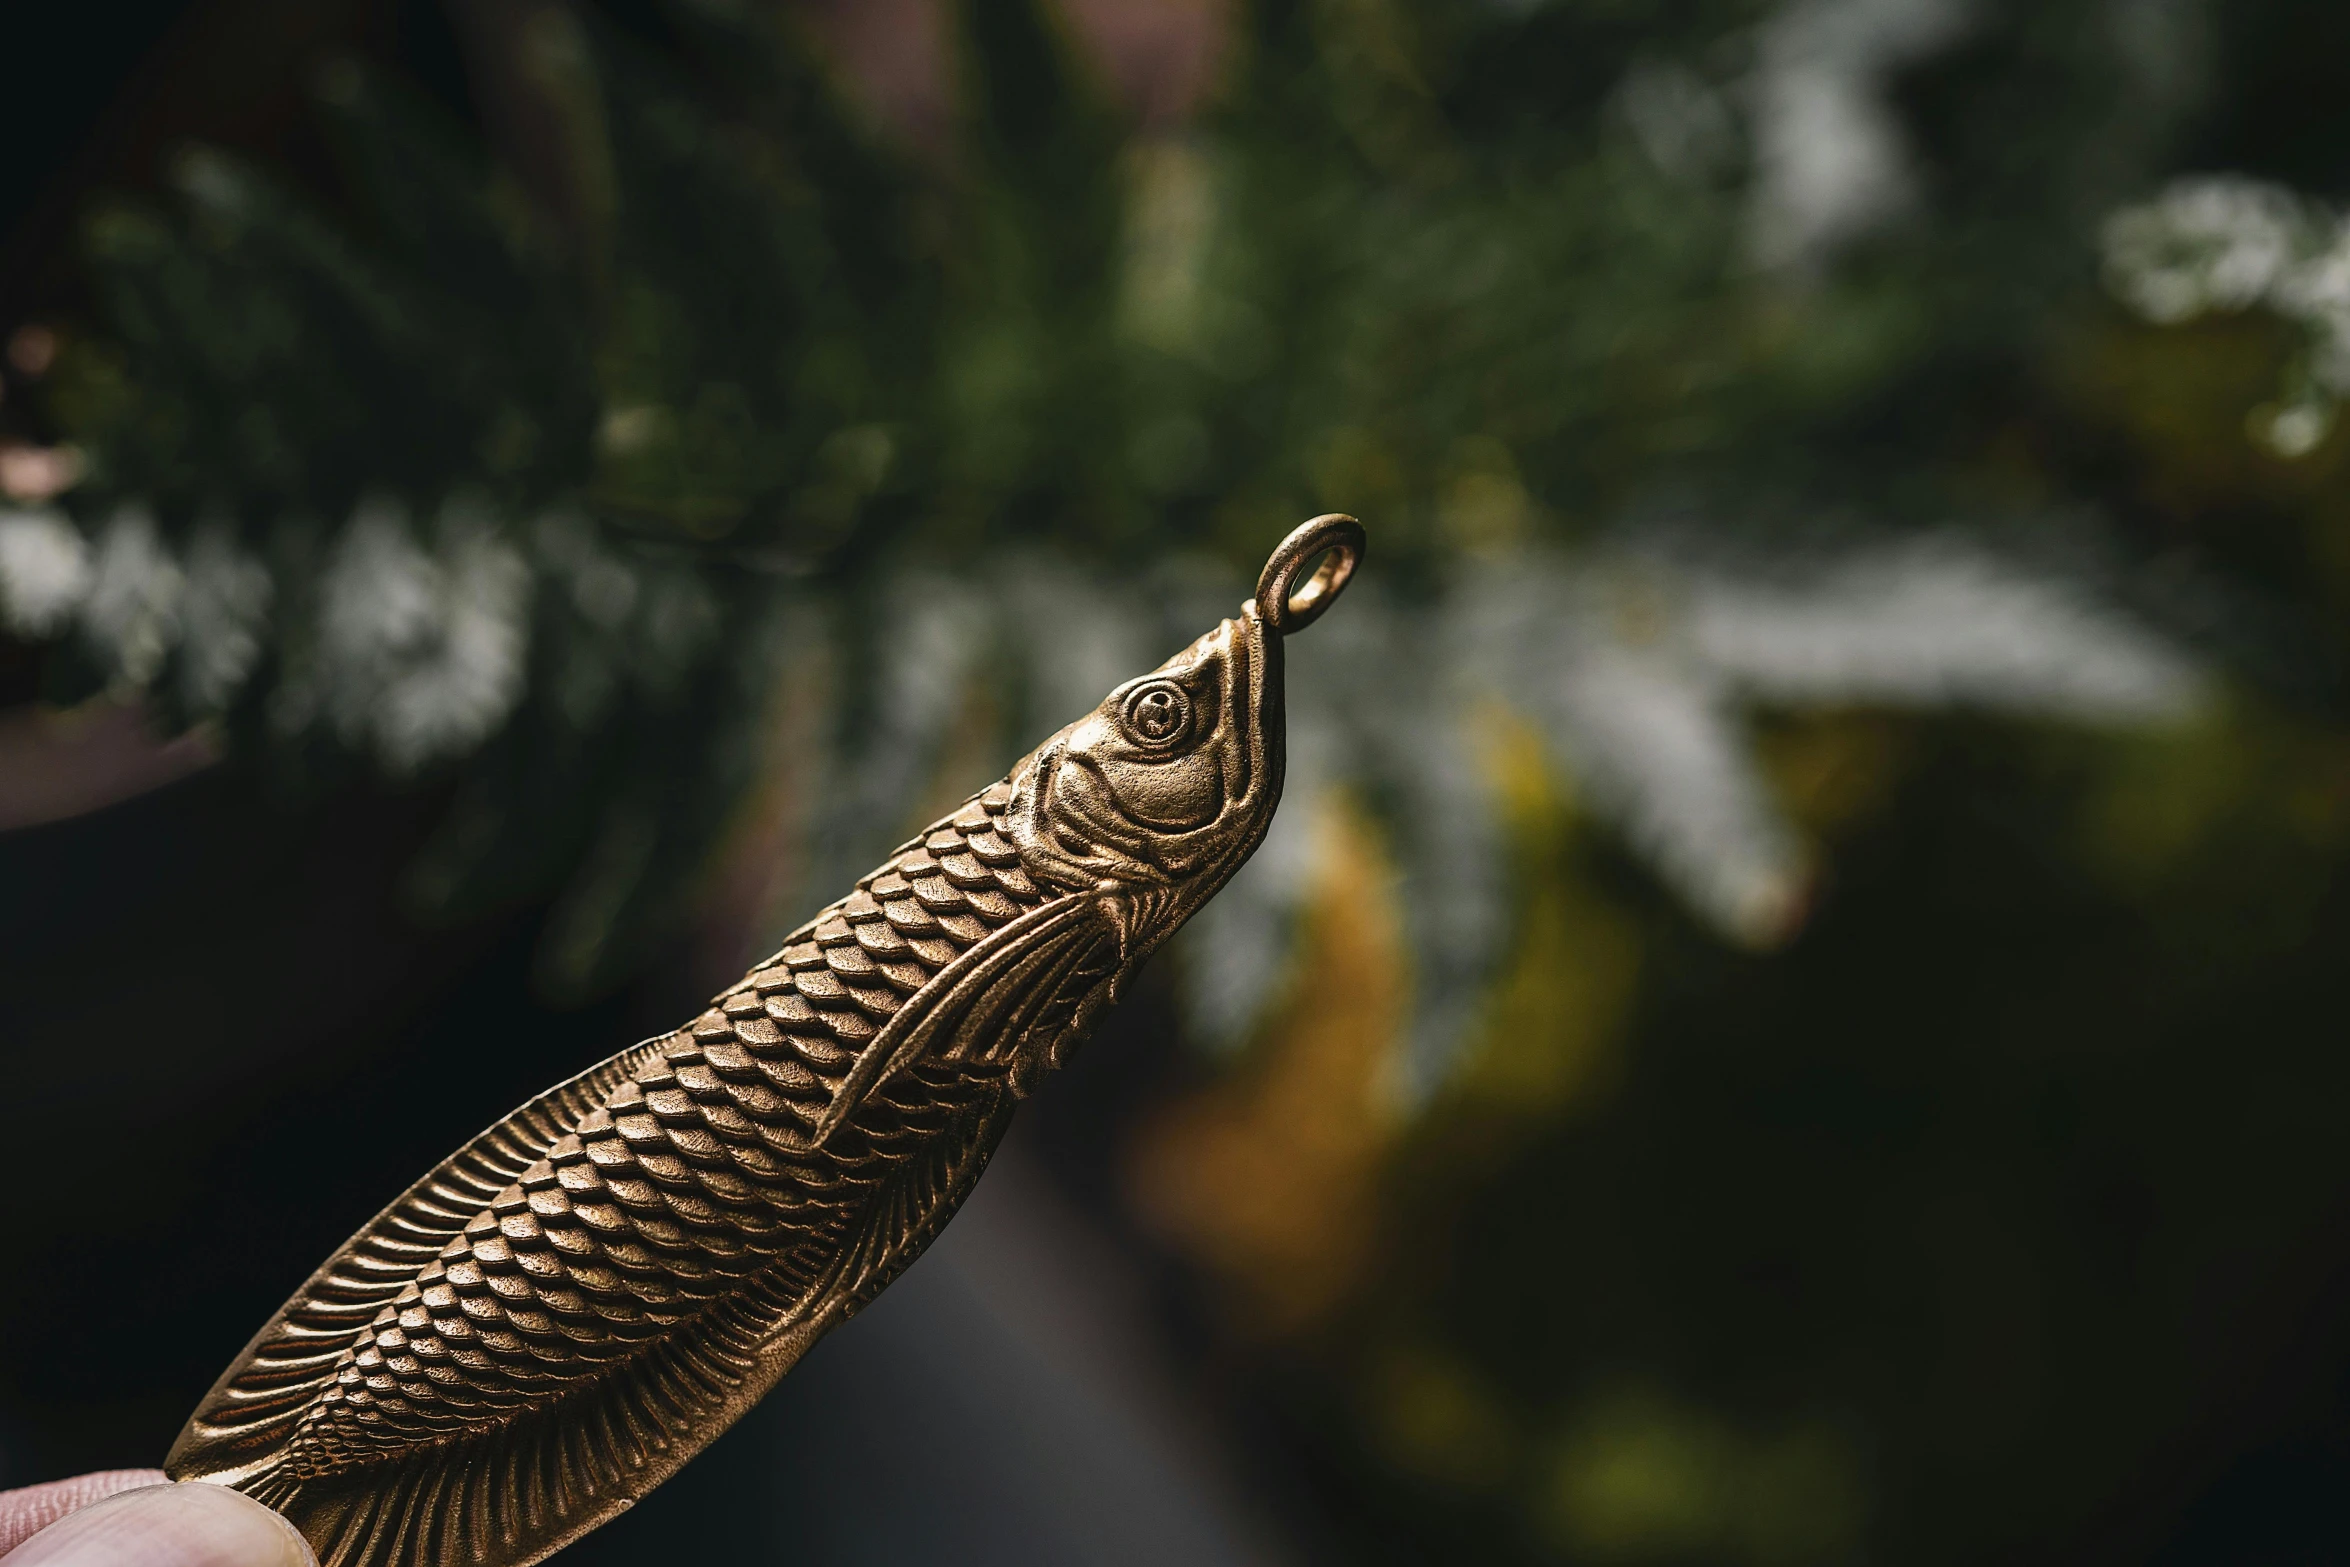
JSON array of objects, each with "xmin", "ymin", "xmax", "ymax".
[{"xmin": 165, "ymin": 516, "xmax": 1365, "ymax": 1567}]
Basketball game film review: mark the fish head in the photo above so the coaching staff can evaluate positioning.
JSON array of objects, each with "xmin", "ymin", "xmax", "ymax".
[
  {"xmin": 1000, "ymin": 513, "xmax": 1363, "ymax": 970},
  {"xmin": 1002, "ymin": 601, "xmax": 1286, "ymax": 960}
]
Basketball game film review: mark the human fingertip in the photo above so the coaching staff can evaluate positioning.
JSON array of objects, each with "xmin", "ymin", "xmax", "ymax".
[
  {"xmin": 0, "ymin": 1481, "xmax": 314, "ymax": 1567},
  {"xmin": 0, "ymin": 1472, "xmax": 170, "ymax": 1557}
]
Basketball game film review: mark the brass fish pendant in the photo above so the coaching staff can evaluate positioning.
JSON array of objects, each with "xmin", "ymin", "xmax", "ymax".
[{"xmin": 166, "ymin": 517, "xmax": 1366, "ymax": 1567}]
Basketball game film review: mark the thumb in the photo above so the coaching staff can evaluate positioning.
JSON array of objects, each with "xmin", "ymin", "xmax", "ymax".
[
  {"xmin": 0, "ymin": 1474, "xmax": 164, "ymax": 1557},
  {"xmin": 0, "ymin": 1481, "xmax": 314, "ymax": 1567}
]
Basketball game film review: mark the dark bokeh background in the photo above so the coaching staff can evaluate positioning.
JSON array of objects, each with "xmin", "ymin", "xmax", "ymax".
[{"xmin": 9, "ymin": 4, "xmax": 2350, "ymax": 1565}]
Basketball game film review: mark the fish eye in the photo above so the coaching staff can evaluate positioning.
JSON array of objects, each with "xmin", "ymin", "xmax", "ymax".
[{"xmin": 1119, "ymin": 680, "xmax": 1193, "ymax": 750}]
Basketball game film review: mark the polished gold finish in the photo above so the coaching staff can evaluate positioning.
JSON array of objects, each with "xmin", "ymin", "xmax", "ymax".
[{"xmin": 167, "ymin": 516, "xmax": 1367, "ymax": 1567}]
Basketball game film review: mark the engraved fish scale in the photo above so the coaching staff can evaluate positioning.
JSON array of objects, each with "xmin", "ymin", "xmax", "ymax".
[
  {"xmin": 268, "ymin": 786, "xmax": 1045, "ymax": 1480},
  {"xmin": 166, "ymin": 515, "xmax": 1365, "ymax": 1567}
]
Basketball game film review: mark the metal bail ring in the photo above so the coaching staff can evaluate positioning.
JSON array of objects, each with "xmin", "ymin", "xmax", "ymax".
[{"xmin": 1256, "ymin": 513, "xmax": 1366, "ymax": 635}]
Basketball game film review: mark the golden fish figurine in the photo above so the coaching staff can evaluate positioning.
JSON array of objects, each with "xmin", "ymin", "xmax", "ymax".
[{"xmin": 166, "ymin": 516, "xmax": 1366, "ymax": 1567}]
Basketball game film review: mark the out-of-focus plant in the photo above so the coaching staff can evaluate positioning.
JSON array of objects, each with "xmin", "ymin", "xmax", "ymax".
[
  {"xmin": 0, "ymin": 0, "xmax": 2213, "ymax": 1029},
  {"xmin": 2104, "ymin": 175, "xmax": 2350, "ymax": 456},
  {"xmin": 12, "ymin": 1, "xmax": 2349, "ymax": 1560}
]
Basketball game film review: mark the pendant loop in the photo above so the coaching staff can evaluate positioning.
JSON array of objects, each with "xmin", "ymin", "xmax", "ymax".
[{"xmin": 1255, "ymin": 513, "xmax": 1365, "ymax": 635}]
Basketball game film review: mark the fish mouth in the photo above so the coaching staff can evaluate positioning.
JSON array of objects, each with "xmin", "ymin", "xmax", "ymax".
[
  {"xmin": 1227, "ymin": 607, "xmax": 1279, "ymax": 816},
  {"xmin": 1164, "ymin": 607, "xmax": 1278, "ymax": 821},
  {"xmin": 1183, "ymin": 603, "xmax": 1283, "ymax": 871}
]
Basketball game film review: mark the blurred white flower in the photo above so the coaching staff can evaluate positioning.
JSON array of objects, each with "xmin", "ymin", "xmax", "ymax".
[
  {"xmin": 1465, "ymin": 578, "xmax": 1805, "ymax": 953},
  {"xmin": 1672, "ymin": 536, "xmax": 2205, "ymax": 718},
  {"xmin": 2103, "ymin": 176, "xmax": 2350, "ymax": 452},
  {"xmin": 0, "ymin": 508, "xmax": 92, "ymax": 636},
  {"xmin": 0, "ymin": 505, "xmax": 268, "ymax": 710},
  {"xmin": 2277, "ymin": 219, "xmax": 2350, "ymax": 392},
  {"xmin": 82, "ymin": 506, "xmax": 185, "ymax": 689},
  {"xmin": 180, "ymin": 526, "xmax": 273, "ymax": 711},
  {"xmin": 2105, "ymin": 177, "xmax": 2303, "ymax": 321},
  {"xmin": 2255, "ymin": 400, "xmax": 2335, "ymax": 459},
  {"xmin": 2102, "ymin": 177, "xmax": 2310, "ymax": 324},
  {"xmin": 308, "ymin": 495, "xmax": 530, "ymax": 770},
  {"xmin": 1745, "ymin": 0, "xmax": 1973, "ymax": 270}
]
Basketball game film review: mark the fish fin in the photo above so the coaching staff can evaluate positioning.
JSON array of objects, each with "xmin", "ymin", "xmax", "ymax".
[
  {"xmin": 943, "ymin": 905, "xmax": 1118, "ymax": 1080},
  {"xmin": 166, "ymin": 1038, "xmax": 670, "ymax": 1487},
  {"xmin": 828, "ymin": 1083, "xmax": 1017, "ymax": 1318},
  {"xmin": 216, "ymin": 1261, "xmax": 804, "ymax": 1567},
  {"xmin": 809, "ymin": 895, "xmax": 1109, "ymax": 1141},
  {"xmin": 223, "ymin": 1094, "xmax": 1014, "ymax": 1567}
]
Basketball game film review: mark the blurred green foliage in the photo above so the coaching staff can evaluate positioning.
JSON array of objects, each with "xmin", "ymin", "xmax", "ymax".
[
  {"xmin": 10, "ymin": 0, "xmax": 2350, "ymax": 1561},
  {"xmin": 16, "ymin": 0, "xmax": 2294, "ymax": 981}
]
